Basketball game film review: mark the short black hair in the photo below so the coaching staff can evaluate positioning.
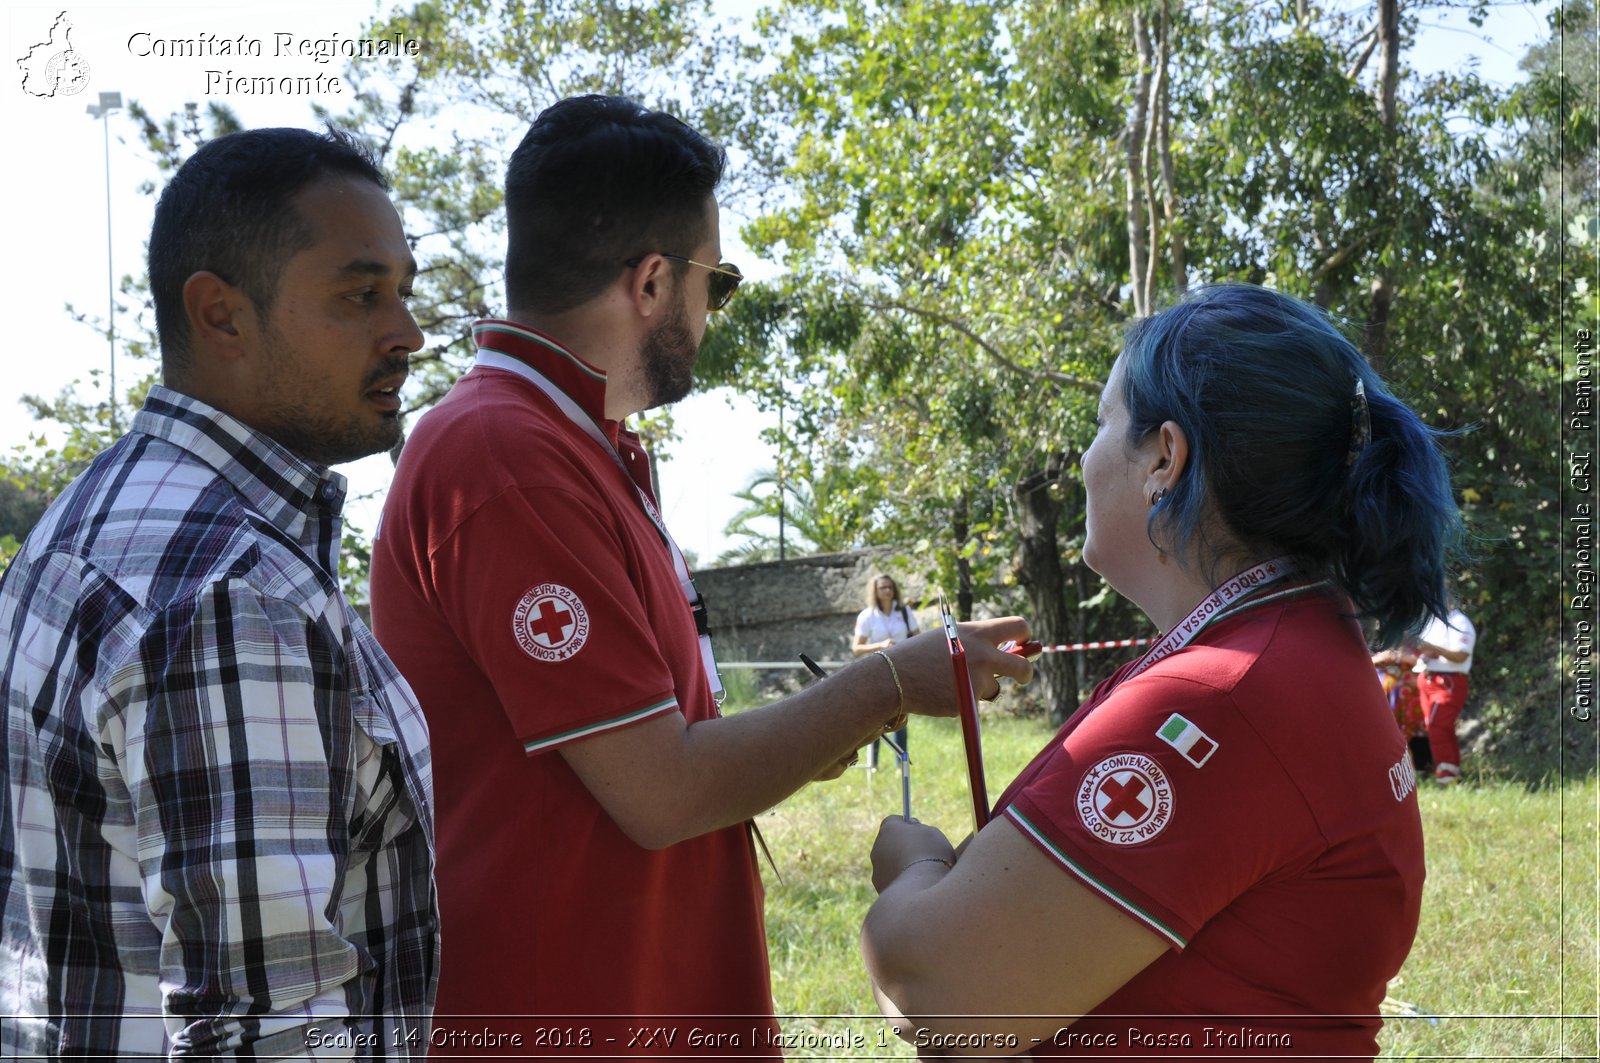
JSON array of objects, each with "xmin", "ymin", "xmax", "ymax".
[
  {"xmin": 504, "ymin": 95, "xmax": 727, "ymax": 315},
  {"xmin": 147, "ymin": 126, "xmax": 388, "ymax": 380}
]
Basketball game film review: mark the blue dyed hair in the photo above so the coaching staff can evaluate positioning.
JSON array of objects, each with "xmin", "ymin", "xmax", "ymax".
[{"xmin": 1119, "ymin": 284, "xmax": 1463, "ymax": 646}]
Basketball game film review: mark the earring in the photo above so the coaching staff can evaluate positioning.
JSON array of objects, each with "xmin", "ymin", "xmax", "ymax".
[{"xmin": 1150, "ymin": 487, "xmax": 1168, "ymax": 507}]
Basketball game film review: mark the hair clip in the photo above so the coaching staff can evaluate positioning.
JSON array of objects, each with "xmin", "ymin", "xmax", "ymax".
[{"xmin": 1346, "ymin": 378, "xmax": 1371, "ymax": 466}]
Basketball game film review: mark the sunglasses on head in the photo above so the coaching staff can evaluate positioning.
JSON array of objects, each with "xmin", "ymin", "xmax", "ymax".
[{"xmin": 624, "ymin": 253, "xmax": 743, "ymax": 311}]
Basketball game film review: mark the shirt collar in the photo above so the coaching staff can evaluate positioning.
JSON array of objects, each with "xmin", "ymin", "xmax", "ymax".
[
  {"xmin": 470, "ymin": 318, "xmax": 613, "ymax": 430},
  {"xmin": 132, "ymin": 385, "xmax": 348, "ymax": 541}
]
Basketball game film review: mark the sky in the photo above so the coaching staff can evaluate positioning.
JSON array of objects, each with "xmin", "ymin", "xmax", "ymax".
[{"xmin": 1, "ymin": 0, "xmax": 1559, "ymax": 564}]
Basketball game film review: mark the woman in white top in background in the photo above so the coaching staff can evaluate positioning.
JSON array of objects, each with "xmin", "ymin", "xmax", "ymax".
[{"xmin": 853, "ymin": 574, "xmax": 919, "ymax": 767}]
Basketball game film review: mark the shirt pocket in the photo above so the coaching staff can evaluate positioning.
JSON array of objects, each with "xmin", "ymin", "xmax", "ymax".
[{"xmin": 346, "ymin": 690, "xmax": 417, "ymax": 853}]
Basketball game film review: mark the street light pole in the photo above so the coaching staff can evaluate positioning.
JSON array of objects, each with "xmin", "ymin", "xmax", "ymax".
[
  {"xmin": 777, "ymin": 392, "xmax": 786, "ymax": 562},
  {"xmin": 86, "ymin": 91, "xmax": 122, "ymax": 435}
]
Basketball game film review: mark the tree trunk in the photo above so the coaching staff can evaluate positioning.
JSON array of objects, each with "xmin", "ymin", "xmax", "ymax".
[
  {"xmin": 1055, "ymin": 461, "xmax": 1091, "ymax": 711},
  {"xmin": 1366, "ymin": 274, "xmax": 1395, "ymax": 373},
  {"xmin": 1155, "ymin": 0, "xmax": 1188, "ymax": 296},
  {"xmin": 1013, "ymin": 455, "xmax": 1077, "ymax": 725},
  {"xmin": 1375, "ymin": 0, "xmax": 1399, "ymax": 127},
  {"xmin": 1070, "ymin": 564, "xmax": 1091, "ymax": 707},
  {"xmin": 1311, "ymin": 231, "xmax": 1336, "ymax": 308},
  {"xmin": 1140, "ymin": 10, "xmax": 1163, "ymax": 308},
  {"xmin": 1125, "ymin": 10, "xmax": 1153, "ymax": 318},
  {"xmin": 1366, "ymin": 0, "xmax": 1400, "ymax": 373},
  {"xmin": 953, "ymin": 490, "xmax": 975, "ymax": 622}
]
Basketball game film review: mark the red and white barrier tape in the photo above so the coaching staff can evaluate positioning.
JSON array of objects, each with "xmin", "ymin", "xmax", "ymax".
[
  {"xmin": 722, "ymin": 636, "xmax": 1161, "ymax": 672},
  {"xmin": 1037, "ymin": 638, "xmax": 1153, "ymax": 653}
]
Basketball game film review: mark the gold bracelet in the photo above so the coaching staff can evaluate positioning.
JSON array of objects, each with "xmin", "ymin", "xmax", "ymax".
[
  {"xmin": 900, "ymin": 856, "xmax": 953, "ymax": 876},
  {"xmin": 872, "ymin": 649, "xmax": 906, "ymax": 734}
]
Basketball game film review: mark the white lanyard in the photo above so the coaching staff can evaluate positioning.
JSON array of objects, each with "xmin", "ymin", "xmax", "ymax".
[
  {"xmin": 1123, "ymin": 557, "xmax": 1296, "ymax": 682},
  {"xmin": 474, "ymin": 348, "xmax": 724, "ymax": 699}
]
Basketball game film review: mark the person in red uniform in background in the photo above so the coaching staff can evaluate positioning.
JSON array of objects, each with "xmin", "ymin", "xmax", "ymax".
[
  {"xmin": 860, "ymin": 284, "xmax": 1465, "ymax": 1059},
  {"xmin": 1413, "ymin": 604, "xmax": 1477, "ymax": 784},
  {"xmin": 368, "ymin": 95, "xmax": 1032, "ymax": 1052},
  {"xmin": 1374, "ymin": 645, "xmax": 1431, "ymax": 773}
]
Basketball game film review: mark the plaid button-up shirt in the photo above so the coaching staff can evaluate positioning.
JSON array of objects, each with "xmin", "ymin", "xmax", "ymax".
[{"xmin": 1, "ymin": 387, "xmax": 437, "ymax": 1058}]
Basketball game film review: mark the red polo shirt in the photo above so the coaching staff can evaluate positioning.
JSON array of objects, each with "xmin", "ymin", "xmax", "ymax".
[
  {"xmin": 371, "ymin": 320, "xmax": 775, "ymax": 1053},
  {"xmin": 998, "ymin": 587, "xmax": 1424, "ymax": 1059}
]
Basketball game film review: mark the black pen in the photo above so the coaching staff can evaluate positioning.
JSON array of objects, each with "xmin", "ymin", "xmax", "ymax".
[
  {"xmin": 801, "ymin": 651, "xmax": 909, "ymax": 817},
  {"xmin": 812, "ymin": 651, "xmax": 910, "ymax": 818}
]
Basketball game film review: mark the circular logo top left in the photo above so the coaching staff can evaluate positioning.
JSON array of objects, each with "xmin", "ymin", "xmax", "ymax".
[
  {"xmin": 512, "ymin": 583, "xmax": 591, "ymax": 662},
  {"xmin": 18, "ymin": 14, "xmax": 92, "ymax": 98},
  {"xmin": 43, "ymin": 51, "xmax": 91, "ymax": 95}
]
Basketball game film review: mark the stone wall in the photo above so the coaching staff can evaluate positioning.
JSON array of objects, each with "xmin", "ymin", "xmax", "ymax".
[{"xmin": 695, "ymin": 550, "xmax": 930, "ymax": 679}]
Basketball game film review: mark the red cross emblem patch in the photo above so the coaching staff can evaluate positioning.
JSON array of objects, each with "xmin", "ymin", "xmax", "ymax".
[
  {"xmin": 1076, "ymin": 752, "xmax": 1174, "ymax": 846},
  {"xmin": 512, "ymin": 583, "xmax": 591, "ymax": 662}
]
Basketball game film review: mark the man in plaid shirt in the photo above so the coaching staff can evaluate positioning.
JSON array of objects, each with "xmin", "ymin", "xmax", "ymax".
[{"xmin": 1, "ymin": 127, "xmax": 437, "ymax": 1057}]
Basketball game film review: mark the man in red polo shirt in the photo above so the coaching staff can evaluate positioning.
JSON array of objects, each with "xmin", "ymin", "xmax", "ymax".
[{"xmin": 369, "ymin": 95, "xmax": 1031, "ymax": 1052}]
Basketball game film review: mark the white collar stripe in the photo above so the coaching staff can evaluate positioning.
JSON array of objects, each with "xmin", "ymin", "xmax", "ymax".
[{"xmin": 471, "ymin": 323, "xmax": 607, "ymax": 383}]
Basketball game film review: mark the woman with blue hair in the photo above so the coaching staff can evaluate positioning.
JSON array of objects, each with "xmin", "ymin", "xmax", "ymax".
[{"xmin": 861, "ymin": 284, "xmax": 1463, "ymax": 1057}]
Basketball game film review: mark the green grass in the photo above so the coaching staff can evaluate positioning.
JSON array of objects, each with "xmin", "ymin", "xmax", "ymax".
[
  {"xmin": 744, "ymin": 709, "xmax": 1599, "ymax": 1059},
  {"xmin": 1378, "ymin": 778, "xmax": 1598, "ymax": 1059}
]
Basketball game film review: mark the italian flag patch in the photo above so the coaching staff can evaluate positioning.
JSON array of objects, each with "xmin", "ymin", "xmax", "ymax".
[{"xmin": 1157, "ymin": 713, "xmax": 1218, "ymax": 768}]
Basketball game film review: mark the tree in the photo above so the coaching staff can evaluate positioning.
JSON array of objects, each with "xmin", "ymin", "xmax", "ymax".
[
  {"xmin": 712, "ymin": 0, "xmax": 1144, "ymax": 720},
  {"xmin": 1520, "ymin": 0, "xmax": 1598, "ymax": 218},
  {"xmin": 716, "ymin": 463, "xmax": 873, "ymax": 563},
  {"xmin": 4, "ymin": 0, "xmax": 1570, "ymax": 751},
  {"xmin": 0, "ymin": 371, "xmax": 155, "ymax": 569},
  {"xmin": 722, "ymin": 0, "xmax": 1564, "ymax": 723}
]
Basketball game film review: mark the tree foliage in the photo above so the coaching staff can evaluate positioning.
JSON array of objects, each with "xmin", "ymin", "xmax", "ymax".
[
  {"xmin": 717, "ymin": 0, "xmax": 1570, "ymax": 721},
  {"xmin": 2, "ymin": 0, "xmax": 1579, "ymax": 741}
]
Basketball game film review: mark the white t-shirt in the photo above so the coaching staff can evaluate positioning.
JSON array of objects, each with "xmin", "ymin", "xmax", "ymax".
[
  {"xmin": 855, "ymin": 604, "xmax": 919, "ymax": 645},
  {"xmin": 1413, "ymin": 609, "xmax": 1476, "ymax": 674}
]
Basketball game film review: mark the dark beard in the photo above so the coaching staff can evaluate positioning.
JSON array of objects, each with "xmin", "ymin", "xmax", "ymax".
[
  {"xmin": 257, "ymin": 329, "xmax": 408, "ymax": 466},
  {"xmin": 260, "ymin": 394, "xmax": 405, "ymax": 468},
  {"xmin": 641, "ymin": 295, "xmax": 697, "ymax": 410}
]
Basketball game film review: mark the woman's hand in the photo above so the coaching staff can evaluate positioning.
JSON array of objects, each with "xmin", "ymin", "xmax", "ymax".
[
  {"xmin": 862, "ymin": 817, "xmax": 1170, "ymax": 1043},
  {"xmin": 853, "ymin": 634, "xmax": 895, "ymax": 656},
  {"xmin": 870, "ymin": 816, "xmax": 957, "ymax": 893}
]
